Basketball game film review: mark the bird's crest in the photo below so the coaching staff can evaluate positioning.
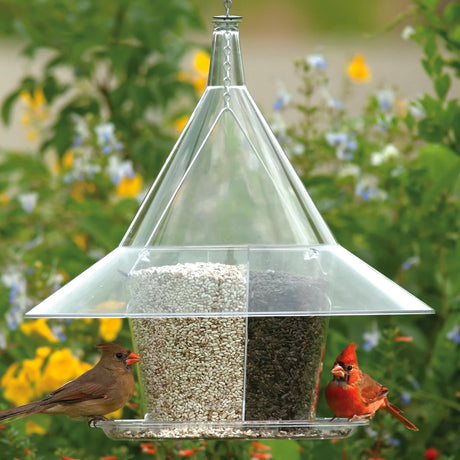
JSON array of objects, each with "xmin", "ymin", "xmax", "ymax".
[{"xmin": 336, "ymin": 342, "xmax": 358, "ymax": 364}]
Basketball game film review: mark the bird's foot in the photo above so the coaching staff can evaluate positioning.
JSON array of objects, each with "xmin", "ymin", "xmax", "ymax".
[
  {"xmin": 88, "ymin": 415, "xmax": 109, "ymax": 427},
  {"xmin": 347, "ymin": 414, "xmax": 371, "ymax": 423}
]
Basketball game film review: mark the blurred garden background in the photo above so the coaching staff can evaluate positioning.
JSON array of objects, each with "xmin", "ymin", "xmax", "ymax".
[{"xmin": 0, "ymin": 0, "xmax": 459, "ymax": 459}]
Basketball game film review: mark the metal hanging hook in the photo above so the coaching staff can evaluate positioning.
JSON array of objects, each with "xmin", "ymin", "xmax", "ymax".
[{"xmin": 224, "ymin": 0, "xmax": 232, "ymax": 17}]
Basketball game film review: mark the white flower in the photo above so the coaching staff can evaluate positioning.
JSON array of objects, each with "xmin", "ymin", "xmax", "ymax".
[
  {"xmin": 95, "ymin": 122, "xmax": 115, "ymax": 146},
  {"xmin": 305, "ymin": 53, "xmax": 327, "ymax": 69},
  {"xmin": 382, "ymin": 144, "xmax": 399, "ymax": 160},
  {"xmin": 408, "ymin": 100, "xmax": 425, "ymax": 119},
  {"xmin": 338, "ymin": 164, "xmax": 361, "ymax": 178},
  {"xmin": 370, "ymin": 151, "xmax": 384, "ymax": 166},
  {"xmin": 371, "ymin": 144, "xmax": 399, "ymax": 166},
  {"xmin": 325, "ymin": 132, "xmax": 348, "ymax": 147},
  {"xmin": 363, "ymin": 322, "xmax": 381, "ymax": 350},
  {"xmin": 401, "ymin": 25, "xmax": 415, "ymax": 40},
  {"xmin": 18, "ymin": 192, "xmax": 38, "ymax": 213},
  {"xmin": 107, "ymin": 156, "xmax": 135, "ymax": 185},
  {"xmin": 291, "ymin": 143, "xmax": 305, "ymax": 156}
]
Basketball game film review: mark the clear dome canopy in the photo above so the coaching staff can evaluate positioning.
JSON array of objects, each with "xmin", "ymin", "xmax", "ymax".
[{"xmin": 26, "ymin": 16, "xmax": 433, "ymax": 319}]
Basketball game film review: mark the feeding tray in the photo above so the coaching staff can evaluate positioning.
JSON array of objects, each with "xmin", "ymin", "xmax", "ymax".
[
  {"xmin": 26, "ymin": 11, "xmax": 433, "ymax": 441},
  {"xmin": 95, "ymin": 418, "xmax": 367, "ymax": 441}
]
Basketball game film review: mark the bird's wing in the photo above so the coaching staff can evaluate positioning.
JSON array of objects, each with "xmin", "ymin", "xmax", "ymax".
[
  {"xmin": 358, "ymin": 372, "xmax": 389, "ymax": 404},
  {"xmin": 42, "ymin": 370, "xmax": 115, "ymax": 405}
]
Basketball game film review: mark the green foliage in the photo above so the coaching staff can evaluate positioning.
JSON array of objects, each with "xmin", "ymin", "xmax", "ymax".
[{"xmin": 0, "ymin": 0, "xmax": 202, "ymax": 179}]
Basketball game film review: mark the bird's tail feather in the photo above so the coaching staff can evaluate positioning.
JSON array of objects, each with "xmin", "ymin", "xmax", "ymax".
[
  {"xmin": 383, "ymin": 402, "xmax": 419, "ymax": 431},
  {"xmin": 0, "ymin": 401, "xmax": 44, "ymax": 423}
]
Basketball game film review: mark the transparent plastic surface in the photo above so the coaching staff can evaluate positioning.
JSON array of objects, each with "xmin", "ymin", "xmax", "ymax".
[
  {"xmin": 25, "ymin": 15, "xmax": 434, "ymax": 319},
  {"xmin": 120, "ymin": 17, "xmax": 335, "ymax": 247},
  {"xmin": 26, "ymin": 244, "xmax": 433, "ymax": 317},
  {"xmin": 95, "ymin": 418, "xmax": 367, "ymax": 440}
]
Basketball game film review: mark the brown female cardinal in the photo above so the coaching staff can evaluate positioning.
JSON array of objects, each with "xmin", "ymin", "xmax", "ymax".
[
  {"xmin": 325, "ymin": 342, "xmax": 418, "ymax": 431},
  {"xmin": 0, "ymin": 343, "xmax": 140, "ymax": 425}
]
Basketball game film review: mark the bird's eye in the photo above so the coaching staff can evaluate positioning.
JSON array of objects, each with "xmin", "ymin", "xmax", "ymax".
[
  {"xmin": 116, "ymin": 352, "xmax": 123, "ymax": 359},
  {"xmin": 346, "ymin": 365, "xmax": 353, "ymax": 371}
]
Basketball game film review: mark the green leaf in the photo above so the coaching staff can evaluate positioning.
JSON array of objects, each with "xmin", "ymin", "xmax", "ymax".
[
  {"xmin": 1, "ymin": 88, "xmax": 21, "ymax": 125},
  {"xmin": 434, "ymin": 74, "xmax": 451, "ymax": 100},
  {"xmin": 444, "ymin": 3, "xmax": 460, "ymax": 26},
  {"xmin": 416, "ymin": 143, "xmax": 460, "ymax": 203},
  {"xmin": 424, "ymin": 31, "xmax": 437, "ymax": 61}
]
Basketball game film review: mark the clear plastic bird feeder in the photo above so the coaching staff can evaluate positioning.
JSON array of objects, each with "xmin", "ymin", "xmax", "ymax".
[{"xmin": 26, "ymin": 11, "xmax": 433, "ymax": 441}]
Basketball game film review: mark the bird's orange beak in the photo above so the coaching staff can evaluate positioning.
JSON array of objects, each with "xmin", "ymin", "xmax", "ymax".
[
  {"xmin": 330, "ymin": 363, "xmax": 346, "ymax": 378},
  {"xmin": 126, "ymin": 351, "xmax": 141, "ymax": 366}
]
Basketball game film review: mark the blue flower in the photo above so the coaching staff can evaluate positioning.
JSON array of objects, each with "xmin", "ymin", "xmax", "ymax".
[
  {"xmin": 95, "ymin": 122, "xmax": 115, "ymax": 145},
  {"xmin": 363, "ymin": 323, "xmax": 381, "ymax": 351},
  {"xmin": 107, "ymin": 157, "xmax": 135, "ymax": 185},
  {"xmin": 402, "ymin": 256, "xmax": 420, "ymax": 271},
  {"xmin": 346, "ymin": 139, "xmax": 358, "ymax": 152},
  {"xmin": 376, "ymin": 89, "xmax": 395, "ymax": 112},
  {"xmin": 325, "ymin": 132, "xmax": 348, "ymax": 146},
  {"xmin": 325, "ymin": 131, "xmax": 357, "ymax": 160},
  {"xmin": 400, "ymin": 392, "xmax": 412, "ymax": 406},
  {"xmin": 18, "ymin": 192, "xmax": 38, "ymax": 214},
  {"xmin": 328, "ymin": 98, "xmax": 344, "ymax": 110},
  {"xmin": 5, "ymin": 306, "xmax": 22, "ymax": 330},
  {"xmin": 102, "ymin": 144, "xmax": 113, "ymax": 155},
  {"xmin": 388, "ymin": 437, "xmax": 401, "ymax": 447},
  {"xmin": 72, "ymin": 133, "xmax": 83, "ymax": 148},
  {"xmin": 447, "ymin": 325, "xmax": 460, "ymax": 344},
  {"xmin": 408, "ymin": 375, "xmax": 420, "ymax": 390},
  {"xmin": 273, "ymin": 84, "xmax": 291, "ymax": 111},
  {"xmin": 306, "ymin": 53, "xmax": 327, "ymax": 69},
  {"xmin": 355, "ymin": 182, "xmax": 378, "ymax": 201}
]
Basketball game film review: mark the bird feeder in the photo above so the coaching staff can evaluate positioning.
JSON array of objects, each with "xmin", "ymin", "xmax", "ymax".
[{"xmin": 26, "ymin": 6, "xmax": 433, "ymax": 441}]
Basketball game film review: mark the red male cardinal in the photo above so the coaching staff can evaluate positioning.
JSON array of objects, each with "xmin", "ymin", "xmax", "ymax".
[
  {"xmin": 325, "ymin": 342, "xmax": 418, "ymax": 431},
  {"xmin": 0, "ymin": 343, "xmax": 140, "ymax": 425}
]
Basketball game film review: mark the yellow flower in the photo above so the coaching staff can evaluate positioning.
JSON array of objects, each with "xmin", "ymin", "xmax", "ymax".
[
  {"xmin": 346, "ymin": 54, "xmax": 372, "ymax": 83},
  {"xmin": 3, "ymin": 371, "xmax": 36, "ymax": 407},
  {"xmin": 20, "ymin": 90, "xmax": 33, "ymax": 105},
  {"xmin": 193, "ymin": 51, "xmax": 210, "ymax": 74},
  {"xmin": 174, "ymin": 115, "xmax": 189, "ymax": 134},
  {"xmin": 1, "ymin": 363, "xmax": 36, "ymax": 406},
  {"xmin": 116, "ymin": 173, "xmax": 143, "ymax": 198},
  {"xmin": 98, "ymin": 318, "xmax": 123, "ymax": 342},
  {"xmin": 37, "ymin": 349, "xmax": 92, "ymax": 395},
  {"xmin": 70, "ymin": 181, "xmax": 96, "ymax": 202},
  {"xmin": 32, "ymin": 88, "xmax": 46, "ymax": 107},
  {"xmin": 73, "ymin": 233, "xmax": 89, "ymax": 251},
  {"xmin": 20, "ymin": 319, "xmax": 59, "ymax": 342},
  {"xmin": 0, "ymin": 192, "xmax": 10, "ymax": 205},
  {"xmin": 106, "ymin": 408, "xmax": 123, "ymax": 419},
  {"xmin": 192, "ymin": 77, "xmax": 207, "ymax": 95},
  {"xmin": 21, "ymin": 113, "xmax": 31, "ymax": 125},
  {"xmin": 26, "ymin": 421, "xmax": 46, "ymax": 435},
  {"xmin": 21, "ymin": 357, "xmax": 44, "ymax": 383},
  {"xmin": 62, "ymin": 150, "xmax": 75, "ymax": 169},
  {"xmin": 36, "ymin": 346, "xmax": 52, "ymax": 359},
  {"xmin": 26, "ymin": 129, "xmax": 39, "ymax": 141}
]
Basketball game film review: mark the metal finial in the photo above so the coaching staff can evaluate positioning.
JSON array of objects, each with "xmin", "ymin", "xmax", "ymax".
[{"xmin": 224, "ymin": 0, "xmax": 232, "ymax": 17}]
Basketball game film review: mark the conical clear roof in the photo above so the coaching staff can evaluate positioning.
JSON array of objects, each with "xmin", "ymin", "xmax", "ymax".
[{"xmin": 26, "ymin": 16, "xmax": 433, "ymax": 318}]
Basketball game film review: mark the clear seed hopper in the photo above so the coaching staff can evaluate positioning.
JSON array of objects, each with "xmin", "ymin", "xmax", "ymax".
[{"xmin": 26, "ymin": 12, "xmax": 433, "ymax": 440}]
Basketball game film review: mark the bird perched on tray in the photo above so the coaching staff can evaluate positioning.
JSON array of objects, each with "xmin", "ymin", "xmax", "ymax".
[
  {"xmin": 325, "ymin": 342, "xmax": 418, "ymax": 431},
  {"xmin": 0, "ymin": 343, "xmax": 140, "ymax": 425}
]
